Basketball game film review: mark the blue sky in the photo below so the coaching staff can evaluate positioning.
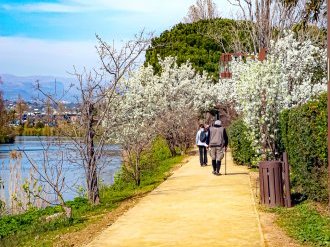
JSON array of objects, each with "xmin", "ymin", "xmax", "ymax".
[{"xmin": 0, "ymin": 0, "xmax": 233, "ymax": 77}]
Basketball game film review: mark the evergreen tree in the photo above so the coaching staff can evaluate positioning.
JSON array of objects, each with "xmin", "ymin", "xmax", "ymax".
[{"xmin": 145, "ymin": 18, "xmax": 254, "ymax": 82}]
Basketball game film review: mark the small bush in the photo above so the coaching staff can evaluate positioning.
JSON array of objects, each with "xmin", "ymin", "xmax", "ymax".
[
  {"xmin": 228, "ymin": 118, "xmax": 256, "ymax": 167},
  {"xmin": 118, "ymin": 136, "xmax": 173, "ymax": 186},
  {"xmin": 279, "ymin": 93, "xmax": 328, "ymax": 202},
  {"xmin": 149, "ymin": 136, "xmax": 172, "ymax": 162}
]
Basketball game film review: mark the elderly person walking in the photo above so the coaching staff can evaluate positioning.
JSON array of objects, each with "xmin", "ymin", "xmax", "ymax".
[
  {"xmin": 207, "ymin": 120, "xmax": 228, "ymax": 175},
  {"xmin": 196, "ymin": 124, "xmax": 208, "ymax": 166}
]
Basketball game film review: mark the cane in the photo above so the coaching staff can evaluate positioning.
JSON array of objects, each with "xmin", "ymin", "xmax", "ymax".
[{"xmin": 225, "ymin": 149, "xmax": 227, "ymax": 175}]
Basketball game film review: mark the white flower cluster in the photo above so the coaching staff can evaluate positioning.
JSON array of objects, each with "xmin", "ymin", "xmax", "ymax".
[
  {"xmin": 112, "ymin": 56, "xmax": 212, "ymax": 145},
  {"xmin": 212, "ymin": 32, "xmax": 327, "ymax": 161}
]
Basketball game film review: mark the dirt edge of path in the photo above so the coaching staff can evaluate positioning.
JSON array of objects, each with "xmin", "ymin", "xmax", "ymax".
[
  {"xmin": 249, "ymin": 172, "xmax": 304, "ymax": 247},
  {"xmin": 55, "ymin": 194, "xmax": 145, "ymax": 247}
]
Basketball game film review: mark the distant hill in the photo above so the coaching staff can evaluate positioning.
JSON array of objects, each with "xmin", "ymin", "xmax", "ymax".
[{"xmin": 0, "ymin": 74, "xmax": 77, "ymax": 101}]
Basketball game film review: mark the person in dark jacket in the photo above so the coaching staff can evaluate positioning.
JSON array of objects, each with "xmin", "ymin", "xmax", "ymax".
[{"xmin": 206, "ymin": 120, "xmax": 228, "ymax": 175}]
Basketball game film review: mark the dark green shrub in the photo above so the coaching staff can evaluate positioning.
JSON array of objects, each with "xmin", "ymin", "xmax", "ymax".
[
  {"xmin": 279, "ymin": 93, "xmax": 328, "ymax": 202},
  {"xmin": 228, "ymin": 118, "xmax": 256, "ymax": 167},
  {"xmin": 35, "ymin": 122, "xmax": 45, "ymax": 129},
  {"xmin": 0, "ymin": 134, "xmax": 15, "ymax": 144}
]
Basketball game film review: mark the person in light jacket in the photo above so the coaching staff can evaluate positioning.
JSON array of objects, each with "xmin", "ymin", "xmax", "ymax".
[
  {"xmin": 196, "ymin": 124, "xmax": 208, "ymax": 166},
  {"xmin": 206, "ymin": 120, "xmax": 228, "ymax": 175}
]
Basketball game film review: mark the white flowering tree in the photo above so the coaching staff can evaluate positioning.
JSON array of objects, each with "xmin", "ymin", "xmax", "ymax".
[
  {"xmin": 212, "ymin": 32, "xmax": 326, "ymax": 163},
  {"xmin": 109, "ymin": 57, "xmax": 212, "ymax": 184}
]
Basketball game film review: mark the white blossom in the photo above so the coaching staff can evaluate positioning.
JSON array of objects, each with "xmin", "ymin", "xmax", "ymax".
[{"xmin": 210, "ymin": 32, "xmax": 326, "ymax": 162}]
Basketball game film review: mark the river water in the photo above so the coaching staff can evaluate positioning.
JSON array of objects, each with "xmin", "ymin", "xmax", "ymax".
[{"xmin": 0, "ymin": 136, "xmax": 122, "ymax": 203}]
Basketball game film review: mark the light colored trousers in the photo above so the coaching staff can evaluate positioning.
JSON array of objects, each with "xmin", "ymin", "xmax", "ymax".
[{"xmin": 209, "ymin": 147, "xmax": 224, "ymax": 161}]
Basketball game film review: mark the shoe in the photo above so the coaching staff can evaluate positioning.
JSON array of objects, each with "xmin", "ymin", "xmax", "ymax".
[
  {"xmin": 204, "ymin": 163, "xmax": 208, "ymax": 166},
  {"xmin": 216, "ymin": 172, "xmax": 222, "ymax": 176},
  {"xmin": 212, "ymin": 171, "xmax": 216, "ymax": 174}
]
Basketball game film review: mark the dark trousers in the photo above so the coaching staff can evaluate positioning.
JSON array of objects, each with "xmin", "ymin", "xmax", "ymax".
[
  {"xmin": 198, "ymin": 146, "xmax": 207, "ymax": 165},
  {"xmin": 212, "ymin": 160, "xmax": 221, "ymax": 173}
]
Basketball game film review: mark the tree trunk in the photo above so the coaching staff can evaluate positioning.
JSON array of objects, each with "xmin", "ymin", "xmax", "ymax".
[
  {"xmin": 86, "ymin": 106, "xmax": 100, "ymax": 205},
  {"xmin": 135, "ymin": 155, "xmax": 141, "ymax": 186}
]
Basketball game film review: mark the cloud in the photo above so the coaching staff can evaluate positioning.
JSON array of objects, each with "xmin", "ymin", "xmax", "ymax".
[
  {"xmin": 1, "ymin": 0, "xmax": 194, "ymax": 14},
  {"xmin": 1, "ymin": 3, "xmax": 81, "ymax": 13},
  {"xmin": 0, "ymin": 0, "xmax": 234, "ymax": 77},
  {"xmin": 0, "ymin": 37, "xmax": 100, "ymax": 77}
]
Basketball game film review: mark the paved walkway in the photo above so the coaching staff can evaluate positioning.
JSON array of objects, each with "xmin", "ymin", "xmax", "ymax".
[{"xmin": 86, "ymin": 151, "xmax": 264, "ymax": 247}]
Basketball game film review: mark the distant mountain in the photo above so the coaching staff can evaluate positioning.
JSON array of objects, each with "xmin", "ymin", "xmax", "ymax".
[{"xmin": 0, "ymin": 74, "xmax": 78, "ymax": 101}]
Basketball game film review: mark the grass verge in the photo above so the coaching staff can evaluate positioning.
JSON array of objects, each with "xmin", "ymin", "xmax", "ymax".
[
  {"xmin": 0, "ymin": 155, "xmax": 185, "ymax": 247},
  {"xmin": 265, "ymin": 202, "xmax": 330, "ymax": 246}
]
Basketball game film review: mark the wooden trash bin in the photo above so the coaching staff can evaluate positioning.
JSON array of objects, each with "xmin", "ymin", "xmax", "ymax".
[{"xmin": 259, "ymin": 161, "xmax": 284, "ymax": 207}]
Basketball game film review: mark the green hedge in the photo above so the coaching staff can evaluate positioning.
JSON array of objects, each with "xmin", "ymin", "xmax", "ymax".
[
  {"xmin": 279, "ymin": 93, "xmax": 328, "ymax": 202},
  {"xmin": 228, "ymin": 118, "xmax": 256, "ymax": 167}
]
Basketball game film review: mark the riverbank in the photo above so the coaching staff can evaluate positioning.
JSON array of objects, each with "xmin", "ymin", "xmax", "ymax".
[
  {"xmin": 0, "ymin": 136, "xmax": 121, "ymax": 205},
  {"xmin": 16, "ymin": 125, "xmax": 56, "ymax": 136},
  {"xmin": 0, "ymin": 134, "xmax": 15, "ymax": 144},
  {"xmin": 0, "ymin": 153, "xmax": 184, "ymax": 247},
  {"xmin": 0, "ymin": 125, "xmax": 55, "ymax": 144}
]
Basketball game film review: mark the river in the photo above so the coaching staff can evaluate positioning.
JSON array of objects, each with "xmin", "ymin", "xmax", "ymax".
[{"xmin": 0, "ymin": 136, "xmax": 122, "ymax": 204}]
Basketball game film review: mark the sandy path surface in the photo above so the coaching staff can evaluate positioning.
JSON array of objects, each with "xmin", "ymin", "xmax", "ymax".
[{"xmin": 85, "ymin": 151, "xmax": 264, "ymax": 247}]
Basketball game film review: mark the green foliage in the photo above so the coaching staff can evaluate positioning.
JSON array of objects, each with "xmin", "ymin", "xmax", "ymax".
[
  {"xmin": 270, "ymin": 202, "xmax": 330, "ymax": 246},
  {"xmin": 0, "ymin": 134, "xmax": 15, "ymax": 144},
  {"xmin": 20, "ymin": 126, "xmax": 55, "ymax": 136},
  {"xmin": 145, "ymin": 18, "xmax": 254, "ymax": 81},
  {"xmin": 145, "ymin": 136, "xmax": 172, "ymax": 163},
  {"xmin": 0, "ymin": 91, "xmax": 16, "ymax": 144},
  {"xmin": 66, "ymin": 197, "xmax": 91, "ymax": 212},
  {"xmin": 34, "ymin": 122, "xmax": 45, "ymax": 129},
  {"xmin": 228, "ymin": 118, "xmax": 256, "ymax": 167},
  {"xmin": 117, "ymin": 136, "xmax": 174, "ymax": 185},
  {"xmin": 279, "ymin": 93, "xmax": 328, "ymax": 202},
  {"xmin": 0, "ymin": 206, "xmax": 62, "ymax": 238}
]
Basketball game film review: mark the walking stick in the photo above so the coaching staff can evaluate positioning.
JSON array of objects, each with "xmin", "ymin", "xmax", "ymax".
[{"xmin": 225, "ymin": 149, "xmax": 227, "ymax": 175}]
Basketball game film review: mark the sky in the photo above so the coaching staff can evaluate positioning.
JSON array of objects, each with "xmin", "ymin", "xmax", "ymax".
[{"xmin": 0, "ymin": 0, "xmax": 233, "ymax": 77}]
